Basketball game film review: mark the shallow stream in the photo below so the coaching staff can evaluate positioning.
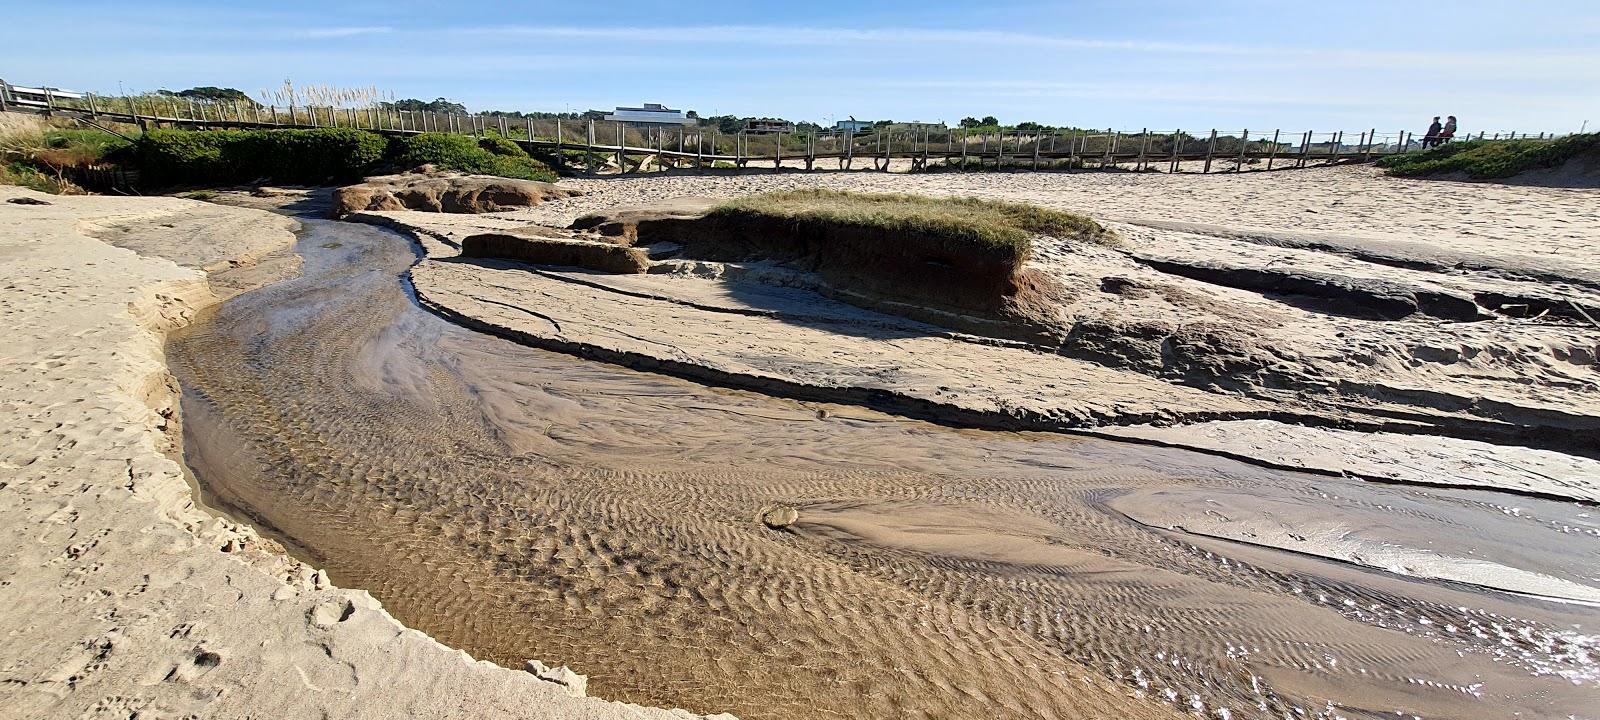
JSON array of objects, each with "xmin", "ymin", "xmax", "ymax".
[{"xmin": 168, "ymin": 218, "xmax": 1599, "ymax": 719}]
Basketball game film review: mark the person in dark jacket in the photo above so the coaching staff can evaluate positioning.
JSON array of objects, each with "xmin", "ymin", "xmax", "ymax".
[{"xmin": 1422, "ymin": 116, "xmax": 1442, "ymax": 148}]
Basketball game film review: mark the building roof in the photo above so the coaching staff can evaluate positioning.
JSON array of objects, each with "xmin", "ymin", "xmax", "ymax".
[{"xmin": 614, "ymin": 103, "xmax": 681, "ymax": 113}]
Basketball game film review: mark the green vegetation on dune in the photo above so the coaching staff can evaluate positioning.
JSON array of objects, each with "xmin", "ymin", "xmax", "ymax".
[
  {"xmin": 136, "ymin": 128, "xmax": 387, "ymax": 186},
  {"xmin": 0, "ymin": 127, "xmax": 132, "ymax": 194},
  {"xmin": 389, "ymin": 133, "xmax": 557, "ymax": 182},
  {"xmin": 0, "ymin": 127, "xmax": 562, "ymax": 192},
  {"xmin": 709, "ymin": 189, "xmax": 1118, "ymax": 259},
  {"xmin": 1377, "ymin": 133, "xmax": 1600, "ymax": 179}
]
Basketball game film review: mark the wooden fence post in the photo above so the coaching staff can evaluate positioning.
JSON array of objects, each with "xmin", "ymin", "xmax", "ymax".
[
  {"xmin": 1202, "ymin": 129, "xmax": 1217, "ymax": 173},
  {"xmin": 1236, "ymin": 129, "xmax": 1249, "ymax": 172},
  {"xmin": 1266, "ymin": 129, "xmax": 1281, "ymax": 169},
  {"xmin": 1299, "ymin": 131, "xmax": 1312, "ymax": 168},
  {"xmin": 1330, "ymin": 131, "xmax": 1344, "ymax": 163},
  {"xmin": 1136, "ymin": 129, "xmax": 1149, "ymax": 171},
  {"xmin": 615, "ymin": 121, "xmax": 625, "ymax": 171},
  {"xmin": 1169, "ymin": 129, "xmax": 1181, "ymax": 173}
]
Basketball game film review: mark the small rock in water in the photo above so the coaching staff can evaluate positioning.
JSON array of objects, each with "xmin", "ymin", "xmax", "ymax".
[
  {"xmin": 525, "ymin": 659, "xmax": 588, "ymax": 697},
  {"xmin": 815, "ymin": 408, "xmax": 830, "ymax": 420},
  {"xmin": 761, "ymin": 506, "xmax": 799, "ymax": 530}
]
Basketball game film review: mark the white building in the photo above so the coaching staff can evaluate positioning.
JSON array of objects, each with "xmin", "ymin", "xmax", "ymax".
[{"xmin": 603, "ymin": 103, "xmax": 696, "ymax": 127}]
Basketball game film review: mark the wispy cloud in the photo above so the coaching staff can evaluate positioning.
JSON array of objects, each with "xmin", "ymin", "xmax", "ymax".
[
  {"xmin": 446, "ymin": 25, "xmax": 1264, "ymax": 55},
  {"xmin": 298, "ymin": 26, "xmax": 393, "ymax": 39},
  {"xmin": 436, "ymin": 24, "xmax": 1600, "ymax": 77}
]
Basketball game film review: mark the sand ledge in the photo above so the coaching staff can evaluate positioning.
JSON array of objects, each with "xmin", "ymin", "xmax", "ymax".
[{"xmin": 0, "ymin": 186, "xmax": 733, "ymax": 720}]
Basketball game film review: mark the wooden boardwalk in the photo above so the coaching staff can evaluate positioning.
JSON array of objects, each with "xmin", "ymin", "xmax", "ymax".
[{"xmin": 0, "ymin": 80, "xmax": 1560, "ymax": 175}]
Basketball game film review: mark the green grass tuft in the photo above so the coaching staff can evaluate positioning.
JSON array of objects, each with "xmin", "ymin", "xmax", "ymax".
[
  {"xmin": 390, "ymin": 133, "xmax": 557, "ymax": 181},
  {"xmin": 1377, "ymin": 133, "xmax": 1600, "ymax": 179},
  {"xmin": 708, "ymin": 189, "xmax": 1117, "ymax": 259}
]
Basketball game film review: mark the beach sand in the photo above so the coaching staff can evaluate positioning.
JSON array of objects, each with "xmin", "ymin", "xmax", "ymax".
[
  {"xmin": 0, "ymin": 186, "xmax": 733, "ymax": 720},
  {"xmin": 354, "ymin": 165, "xmax": 1600, "ymax": 502}
]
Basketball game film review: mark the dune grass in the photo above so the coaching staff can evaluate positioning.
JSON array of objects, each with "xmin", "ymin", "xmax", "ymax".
[
  {"xmin": 1377, "ymin": 133, "xmax": 1600, "ymax": 179},
  {"xmin": 708, "ymin": 189, "xmax": 1117, "ymax": 258},
  {"xmin": 0, "ymin": 126, "xmax": 133, "ymax": 194}
]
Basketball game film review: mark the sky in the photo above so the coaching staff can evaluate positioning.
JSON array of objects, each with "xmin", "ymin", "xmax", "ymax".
[{"xmin": 6, "ymin": 0, "xmax": 1599, "ymax": 135}]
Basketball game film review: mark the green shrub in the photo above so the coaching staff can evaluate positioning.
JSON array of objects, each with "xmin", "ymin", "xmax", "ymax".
[
  {"xmin": 41, "ymin": 129, "xmax": 132, "ymax": 164},
  {"xmin": 1378, "ymin": 133, "xmax": 1600, "ymax": 179},
  {"xmin": 1, "ymin": 161, "xmax": 74, "ymax": 194},
  {"xmin": 137, "ymin": 128, "xmax": 386, "ymax": 186},
  {"xmin": 478, "ymin": 135, "xmax": 528, "ymax": 157},
  {"xmin": 389, "ymin": 133, "xmax": 557, "ymax": 181}
]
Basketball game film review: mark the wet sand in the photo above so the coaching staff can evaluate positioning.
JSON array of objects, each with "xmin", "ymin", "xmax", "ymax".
[
  {"xmin": 169, "ymin": 218, "xmax": 1600, "ymax": 719},
  {"xmin": 0, "ymin": 187, "xmax": 694, "ymax": 720}
]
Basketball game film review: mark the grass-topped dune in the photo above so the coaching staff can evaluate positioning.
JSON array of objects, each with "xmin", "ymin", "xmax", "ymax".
[
  {"xmin": 567, "ymin": 189, "xmax": 1115, "ymax": 333},
  {"xmin": 706, "ymin": 189, "xmax": 1118, "ymax": 260},
  {"xmin": 1378, "ymin": 133, "xmax": 1600, "ymax": 184}
]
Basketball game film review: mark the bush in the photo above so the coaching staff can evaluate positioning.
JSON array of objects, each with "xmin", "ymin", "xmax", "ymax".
[
  {"xmin": 389, "ymin": 133, "xmax": 557, "ymax": 181},
  {"xmin": 1377, "ymin": 133, "xmax": 1600, "ymax": 179},
  {"xmin": 137, "ymin": 128, "xmax": 386, "ymax": 186},
  {"xmin": 478, "ymin": 135, "xmax": 528, "ymax": 157},
  {"xmin": 0, "ymin": 127, "xmax": 130, "ymax": 194},
  {"xmin": 1, "ymin": 161, "xmax": 77, "ymax": 194}
]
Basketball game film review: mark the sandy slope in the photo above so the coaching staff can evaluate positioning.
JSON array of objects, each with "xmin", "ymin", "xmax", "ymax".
[
  {"xmin": 0, "ymin": 186, "xmax": 731, "ymax": 720},
  {"xmin": 352, "ymin": 165, "xmax": 1599, "ymax": 503}
]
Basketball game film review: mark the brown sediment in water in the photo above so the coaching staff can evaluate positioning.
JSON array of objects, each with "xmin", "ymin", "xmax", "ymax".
[{"xmin": 168, "ymin": 219, "xmax": 1600, "ymax": 720}]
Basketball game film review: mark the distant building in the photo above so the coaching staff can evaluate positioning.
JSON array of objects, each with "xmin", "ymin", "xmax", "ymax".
[
  {"xmin": 744, "ymin": 118, "xmax": 795, "ymax": 134},
  {"xmin": 834, "ymin": 119, "xmax": 874, "ymax": 133},
  {"xmin": 603, "ymin": 103, "xmax": 696, "ymax": 127}
]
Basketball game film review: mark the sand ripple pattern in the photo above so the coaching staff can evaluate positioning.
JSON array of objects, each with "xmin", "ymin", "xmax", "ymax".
[{"xmin": 168, "ymin": 221, "xmax": 1600, "ymax": 720}]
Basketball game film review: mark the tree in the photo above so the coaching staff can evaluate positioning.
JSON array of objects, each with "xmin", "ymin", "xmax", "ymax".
[
  {"xmin": 698, "ymin": 115, "xmax": 744, "ymax": 134},
  {"xmin": 168, "ymin": 86, "xmax": 256, "ymax": 105},
  {"xmin": 1015, "ymin": 121, "xmax": 1047, "ymax": 134},
  {"xmin": 959, "ymin": 116, "xmax": 982, "ymax": 128},
  {"xmin": 383, "ymin": 97, "xmax": 468, "ymax": 114},
  {"xmin": 981, "ymin": 116, "xmax": 999, "ymax": 127}
]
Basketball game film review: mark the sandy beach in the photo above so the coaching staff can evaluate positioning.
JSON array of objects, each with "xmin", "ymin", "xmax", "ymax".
[
  {"xmin": 356, "ymin": 165, "xmax": 1600, "ymax": 499},
  {"xmin": 0, "ymin": 185, "xmax": 734, "ymax": 720},
  {"xmin": 2, "ymin": 161, "xmax": 1597, "ymax": 720}
]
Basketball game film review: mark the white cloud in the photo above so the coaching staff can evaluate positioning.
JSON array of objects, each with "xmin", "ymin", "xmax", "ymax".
[
  {"xmin": 446, "ymin": 24, "xmax": 1263, "ymax": 54},
  {"xmin": 439, "ymin": 24, "xmax": 1600, "ymax": 74},
  {"xmin": 298, "ymin": 26, "xmax": 393, "ymax": 39}
]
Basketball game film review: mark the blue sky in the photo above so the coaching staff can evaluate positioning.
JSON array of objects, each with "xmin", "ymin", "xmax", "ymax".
[{"xmin": 6, "ymin": 0, "xmax": 1599, "ymax": 135}]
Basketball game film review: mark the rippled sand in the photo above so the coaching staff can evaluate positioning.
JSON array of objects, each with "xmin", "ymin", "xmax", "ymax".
[{"xmin": 169, "ymin": 220, "xmax": 1600, "ymax": 719}]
